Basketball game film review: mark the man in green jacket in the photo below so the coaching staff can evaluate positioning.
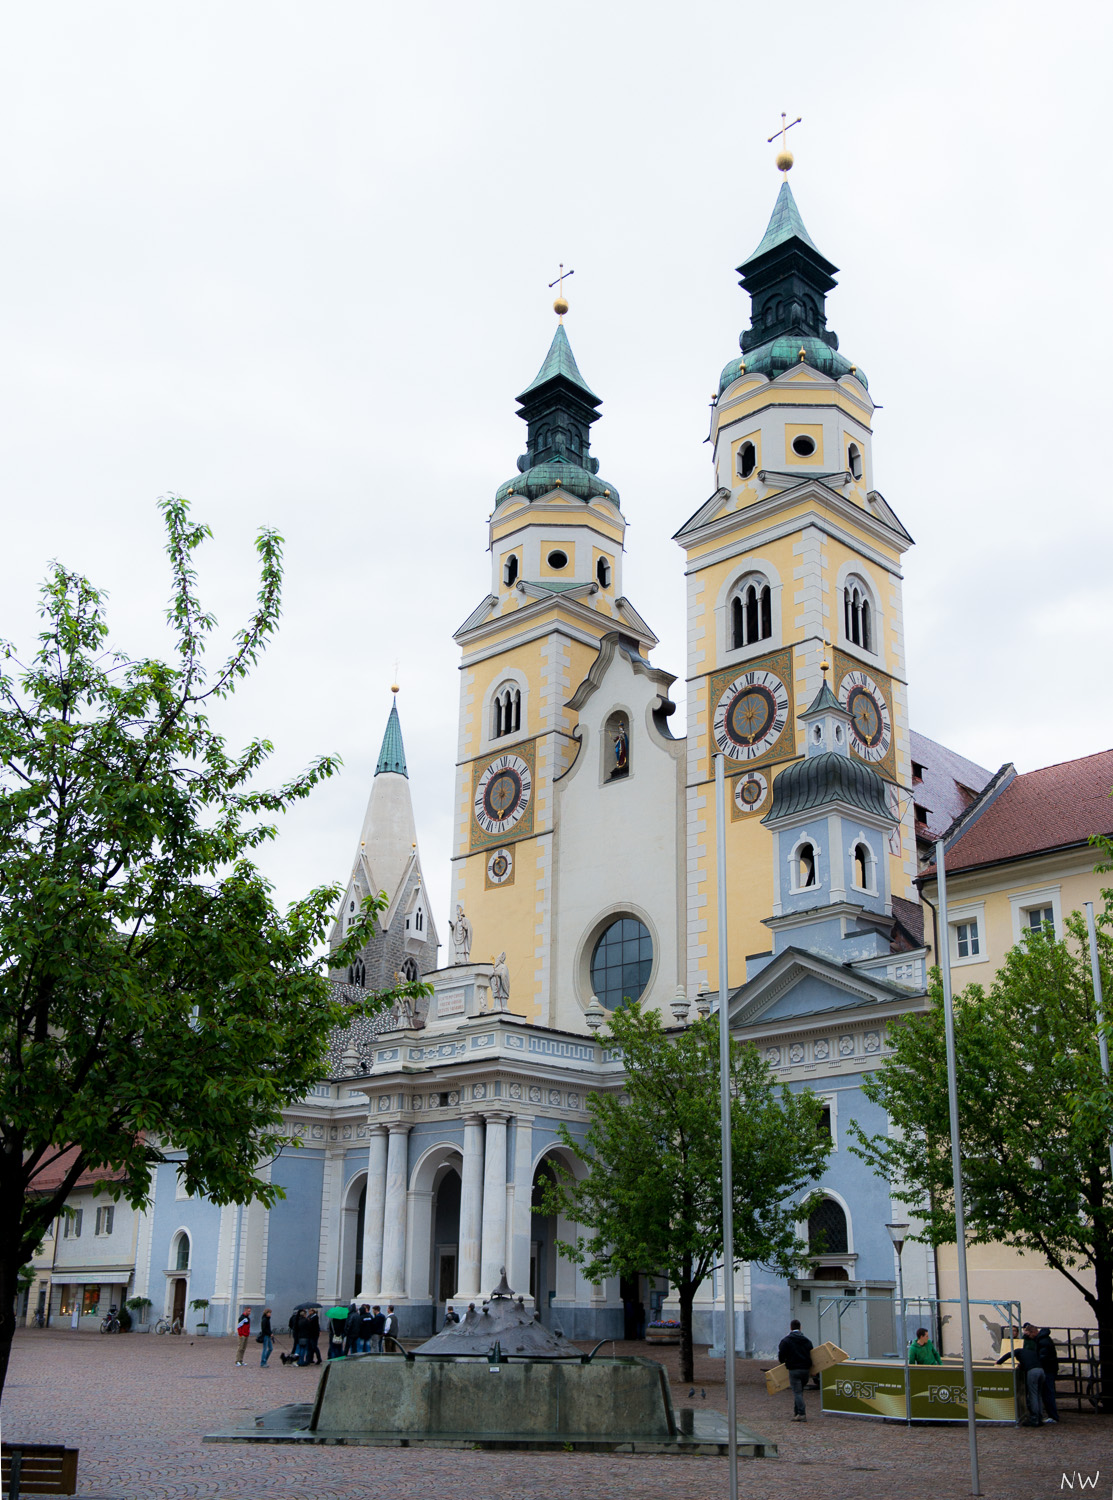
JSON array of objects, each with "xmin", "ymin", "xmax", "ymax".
[{"xmin": 908, "ymin": 1327, "xmax": 942, "ymax": 1364}]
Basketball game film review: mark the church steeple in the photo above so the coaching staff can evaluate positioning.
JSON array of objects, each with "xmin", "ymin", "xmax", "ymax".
[
  {"xmin": 375, "ymin": 696, "xmax": 408, "ymax": 778},
  {"xmin": 718, "ymin": 178, "xmax": 866, "ymax": 393},
  {"xmin": 494, "ymin": 317, "xmax": 619, "ymax": 506},
  {"xmin": 354, "ymin": 692, "xmax": 417, "ymax": 902}
]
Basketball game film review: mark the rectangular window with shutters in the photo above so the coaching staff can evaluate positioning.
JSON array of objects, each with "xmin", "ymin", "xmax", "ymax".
[
  {"xmin": 95, "ymin": 1206, "xmax": 114, "ymax": 1237},
  {"xmin": 63, "ymin": 1209, "xmax": 83, "ymax": 1239}
]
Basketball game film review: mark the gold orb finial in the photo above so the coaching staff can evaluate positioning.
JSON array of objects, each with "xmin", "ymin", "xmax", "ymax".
[
  {"xmin": 391, "ymin": 682, "xmax": 400, "ymax": 694},
  {"xmin": 798, "ymin": 345, "xmax": 807, "ymax": 362},
  {"xmin": 820, "ymin": 638, "xmax": 830, "ymax": 678},
  {"xmin": 553, "ymin": 295, "xmax": 569, "ymax": 317},
  {"xmin": 767, "ymin": 113, "xmax": 802, "ymax": 175}
]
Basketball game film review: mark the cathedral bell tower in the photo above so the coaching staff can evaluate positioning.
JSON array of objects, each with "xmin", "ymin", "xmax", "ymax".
[
  {"xmin": 675, "ymin": 149, "xmax": 917, "ymax": 998},
  {"xmin": 451, "ymin": 291, "xmax": 681, "ymax": 1028}
]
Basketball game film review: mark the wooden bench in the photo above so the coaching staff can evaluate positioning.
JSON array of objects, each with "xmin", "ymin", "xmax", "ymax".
[{"xmin": 1, "ymin": 1444, "xmax": 78, "ymax": 1497}]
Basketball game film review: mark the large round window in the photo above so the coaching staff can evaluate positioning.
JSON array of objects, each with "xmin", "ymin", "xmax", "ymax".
[{"xmin": 590, "ymin": 917, "xmax": 653, "ymax": 1009}]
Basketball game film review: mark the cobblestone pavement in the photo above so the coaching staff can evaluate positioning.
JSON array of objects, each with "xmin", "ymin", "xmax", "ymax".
[{"xmin": 2, "ymin": 1329, "xmax": 1107, "ymax": 1500}]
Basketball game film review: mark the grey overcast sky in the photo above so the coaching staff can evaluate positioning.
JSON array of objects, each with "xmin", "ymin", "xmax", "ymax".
[{"xmin": 2, "ymin": 2, "xmax": 1110, "ymax": 938}]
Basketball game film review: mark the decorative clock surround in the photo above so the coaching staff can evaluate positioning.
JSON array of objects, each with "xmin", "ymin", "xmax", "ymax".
[
  {"xmin": 469, "ymin": 741, "xmax": 536, "ymax": 851},
  {"xmin": 707, "ymin": 647, "xmax": 795, "ymax": 776},
  {"xmin": 832, "ymin": 649, "xmax": 897, "ymax": 781}
]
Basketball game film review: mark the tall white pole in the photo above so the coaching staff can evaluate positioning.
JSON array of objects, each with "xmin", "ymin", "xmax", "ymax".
[
  {"xmin": 715, "ymin": 753, "xmax": 738, "ymax": 1500},
  {"xmin": 1084, "ymin": 903, "xmax": 1113, "ymax": 1187},
  {"xmin": 936, "ymin": 839, "xmax": 981, "ymax": 1495}
]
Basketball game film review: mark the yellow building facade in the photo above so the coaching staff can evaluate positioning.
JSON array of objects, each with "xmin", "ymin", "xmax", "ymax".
[{"xmin": 675, "ymin": 180, "xmax": 919, "ymax": 997}]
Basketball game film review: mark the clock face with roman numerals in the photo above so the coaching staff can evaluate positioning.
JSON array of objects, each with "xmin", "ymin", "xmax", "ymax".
[
  {"xmin": 837, "ymin": 669, "xmax": 892, "ymax": 763},
  {"xmin": 473, "ymin": 754, "xmax": 532, "ymax": 836},
  {"xmin": 713, "ymin": 669, "xmax": 790, "ymax": 761}
]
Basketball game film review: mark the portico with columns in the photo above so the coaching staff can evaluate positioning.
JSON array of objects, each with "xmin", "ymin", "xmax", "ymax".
[{"xmin": 331, "ymin": 990, "xmax": 618, "ymax": 1338}]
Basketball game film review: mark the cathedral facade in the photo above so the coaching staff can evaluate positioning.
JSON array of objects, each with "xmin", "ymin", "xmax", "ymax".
[{"xmin": 128, "ymin": 168, "xmax": 954, "ymax": 1357}]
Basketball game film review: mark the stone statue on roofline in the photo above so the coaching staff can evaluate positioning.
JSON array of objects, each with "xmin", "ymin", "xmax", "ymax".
[
  {"xmin": 490, "ymin": 952, "xmax": 510, "ymax": 1011},
  {"xmin": 449, "ymin": 905, "xmax": 472, "ymax": 965}
]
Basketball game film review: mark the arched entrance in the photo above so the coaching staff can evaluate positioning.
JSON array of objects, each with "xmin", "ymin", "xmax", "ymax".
[
  {"xmin": 432, "ymin": 1165, "xmax": 461, "ymax": 1318},
  {"xmin": 530, "ymin": 1150, "xmax": 585, "ymax": 1329},
  {"xmin": 339, "ymin": 1173, "xmax": 367, "ymax": 1303}
]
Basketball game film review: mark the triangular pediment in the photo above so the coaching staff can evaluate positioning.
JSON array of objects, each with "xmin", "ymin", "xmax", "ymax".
[{"xmin": 728, "ymin": 946, "xmax": 923, "ymax": 1031}]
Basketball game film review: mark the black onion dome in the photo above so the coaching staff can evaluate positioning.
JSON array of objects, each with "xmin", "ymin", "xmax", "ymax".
[{"xmin": 763, "ymin": 752, "xmax": 892, "ymax": 824}]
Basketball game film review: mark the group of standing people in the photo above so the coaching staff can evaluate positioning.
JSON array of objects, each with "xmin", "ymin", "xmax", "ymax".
[
  {"xmin": 234, "ymin": 1303, "xmax": 399, "ymax": 1367},
  {"xmin": 342, "ymin": 1302, "xmax": 397, "ymax": 1355}
]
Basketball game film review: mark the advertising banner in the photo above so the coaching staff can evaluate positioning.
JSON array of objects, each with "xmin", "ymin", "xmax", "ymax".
[{"xmin": 822, "ymin": 1361, "xmax": 1019, "ymax": 1423}]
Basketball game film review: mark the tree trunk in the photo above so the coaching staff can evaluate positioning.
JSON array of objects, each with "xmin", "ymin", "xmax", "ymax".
[
  {"xmin": 1093, "ymin": 1244, "xmax": 1112, "ymax": 1416},
  {"xmin": 678, "ymin": 1281, "xmax": 695, "ymax": 1386},
  {"xmin": 0, "ymin": 1240, "xmax": 20, "ymax": 1399}
]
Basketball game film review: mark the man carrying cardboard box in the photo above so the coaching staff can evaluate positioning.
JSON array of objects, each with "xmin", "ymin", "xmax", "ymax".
[{"xmin": 778, "ymin": 1319, "xmax": 815, "ymax": 1421}]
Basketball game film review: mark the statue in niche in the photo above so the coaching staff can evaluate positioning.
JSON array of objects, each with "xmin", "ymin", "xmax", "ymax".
[
  {"xmin": 449, "ymin": 905, "xmax": 472, "ymax": 965},
  {"xmin": 608, "ymin": 713, "xmax": 629, "ymax": 779},
  {"xmin": 490, "ymin": 953, "xmax": 510, "ymax": 1011}
]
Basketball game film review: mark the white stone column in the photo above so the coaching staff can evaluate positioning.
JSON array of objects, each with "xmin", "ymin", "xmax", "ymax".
[
  {"xmin": 508, "ymin": 1114, "xmax": 534, "ymax": 1298},
  {"xmin": 457, "ymin": 1114, "xmax": 485, "ymax": 1297},
  {"xmin": 480, "ymin": 1111, "xmax": 509, "ymax": 1294},
  {"xmin": 380, "ymin": 1124, "xmax": 411, "ymax": 1298},
  {"xmin": 357, "ymin": 1125, "xmax": 388, "ymax": 1299}
]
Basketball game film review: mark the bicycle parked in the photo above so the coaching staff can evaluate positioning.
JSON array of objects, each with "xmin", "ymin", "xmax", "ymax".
[
  {"xmin": 99, "ymin": 1305, "xmax": 121, "ymax": 1334},
  {"xmin": 153, "ymin": 1315, "xmax": 182, "ymax": 1334}
]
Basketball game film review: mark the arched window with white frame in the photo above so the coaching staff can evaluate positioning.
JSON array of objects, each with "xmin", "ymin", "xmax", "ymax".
[
  {"xmin": 851, "ymin": 840, "xmax": 874, "ymax": 893},
  {"xmin": 491, "ymin": 681, "xmax": 522, "ymax": 740},
  {"xmin": 789, "ymin": 836, "xmax": 820, "ymax": 893},
  {"xmin": 730, "ymin": 574, "xmax": 773, "ymax": 650},
  {"xmin": 843, "ymin": 574, "xmax": 874, "ymax": 654}
]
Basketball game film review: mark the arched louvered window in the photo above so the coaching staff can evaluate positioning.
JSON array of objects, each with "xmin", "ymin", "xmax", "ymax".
[
  {"xmin": 730, "ymin": 576, "xmax": 773, "ymax": 650},
  {"xmin": 844, "ymin": 576, "xmax": 874, "ymax": 653},
  {"xmin": 492, "ymin": 683, "xmax": 522, "ymax": 739}
]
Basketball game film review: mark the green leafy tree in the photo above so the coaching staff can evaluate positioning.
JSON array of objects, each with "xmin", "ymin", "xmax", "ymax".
[
  {"xmin": 538, "ymin": 1003, "xmax": 831, "ymax": 1382},
  {"xmin": 0, "ymin": 497, "xmax": 423, "ymax": 1395},
  {"xmin": 848, "ymin": 900, "xmax": 1113, "ymax": 1411}
]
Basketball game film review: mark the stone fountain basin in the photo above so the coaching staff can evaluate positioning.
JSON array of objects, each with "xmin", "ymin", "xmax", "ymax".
[{"xmin": 310, "ymin": 1352, "xmax": 674, "ymax": 1440}]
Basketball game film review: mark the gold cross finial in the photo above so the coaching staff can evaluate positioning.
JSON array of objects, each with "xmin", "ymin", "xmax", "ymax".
[
  {"xmin": 766, "ymin": 112, "xmax": 802, "ymax": 175},
  {"xmin": 548, "ymin": 263, "xmax": 575, "ymax": 321}
]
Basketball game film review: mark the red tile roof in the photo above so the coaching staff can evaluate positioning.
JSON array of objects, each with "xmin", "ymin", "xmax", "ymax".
[
  {"xmin": 932, "ymin": 749, "xmax": 1113, "ymax": 876},
  {"xmin": 26, "ymin": 1145, "xmax": 128, "ymax": 1196}
]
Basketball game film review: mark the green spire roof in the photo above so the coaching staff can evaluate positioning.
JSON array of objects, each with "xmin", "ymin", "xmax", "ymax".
[
  {"xmin": 518, "ymin": 323, "xmax": 599, "ymax": 401},
  {"xmin": 375, "ymin": 698, "xmax": 408, "ymax": 778},
  {"xmin": 801, "ymin": 680, "xmax": 847, "ymax": 718},
  {"xmin": 743, "ymin": 179, "xmax": 821, "ymax": 264}
]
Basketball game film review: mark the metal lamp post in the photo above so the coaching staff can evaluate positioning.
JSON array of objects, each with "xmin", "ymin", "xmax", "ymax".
[{"xmin": 886, "ymin": 1221, "xmax": 910, "ymax": 1423}]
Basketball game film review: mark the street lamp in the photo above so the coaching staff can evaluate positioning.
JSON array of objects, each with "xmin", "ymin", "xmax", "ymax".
[
  {"xmin": 885, "ymin": 1222, "xmax": 909, "ymax": 1358},
  {"xmin": 887, "ymin": 1221, "xmax": 911, "ymax": 1424}
]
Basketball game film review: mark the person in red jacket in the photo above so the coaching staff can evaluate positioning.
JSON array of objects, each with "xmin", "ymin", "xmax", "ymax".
[{"xmin": 235, "ymin": 1308, "xmax": 251, "ymax": 1365}]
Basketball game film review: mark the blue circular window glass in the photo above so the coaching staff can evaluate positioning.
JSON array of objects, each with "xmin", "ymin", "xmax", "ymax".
[{"xmin": 590, "ymin": 917, "xmax": 653, "ymax": 1009}]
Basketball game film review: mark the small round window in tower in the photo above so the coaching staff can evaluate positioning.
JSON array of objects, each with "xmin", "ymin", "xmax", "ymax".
[
  {"xmin": 791, "ymin": 434, "xmax": 816, "ymax": 457},
  {"xmin": 590, "ymin": 917, "xmax": 653, "ymax": 1010},
  {"xmin": 737, "ymin": 440, "xmax": 757, "ymax": 480},
  {"xmin": 847, "ymin": 442, "xmax": 863, "ymax": 480},
  {"xmin": 546, "ymin": 549, "xmax": 568, "ymax": 570}
]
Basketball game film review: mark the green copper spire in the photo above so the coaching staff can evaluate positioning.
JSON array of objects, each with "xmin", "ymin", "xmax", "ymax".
[
  {"xmin": 717, "ymin": 177, "xmax": 867, "ymax": 394},
  {"xmin": 518, "ymin": 322, "xmax": 599, "ymax": 401},
  {"xmin": 375, "ymin": 696, "xmax": 408, "ymax": 778},
  {"xmin": 494, "ymin": 314, "xmax": 620, "ymax": 507},
  {"xmin": 743, "ymin": 179, "xmax": 821, "ymax": 262}
]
